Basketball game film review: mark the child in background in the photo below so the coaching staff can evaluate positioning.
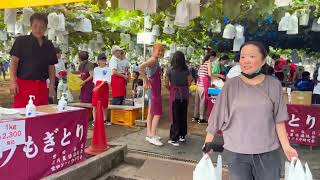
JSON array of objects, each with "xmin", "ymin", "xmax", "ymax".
[
  {"xmin": 92, "ymin": 53, "xmax": 112, "ymax": 126},
  {"xmin": 132, "ymin": 71, "xmax": 144, "ymax": 98}
]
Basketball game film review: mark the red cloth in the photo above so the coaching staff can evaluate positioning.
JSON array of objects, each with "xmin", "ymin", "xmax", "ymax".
[
  {"xmin": 14, "ymin": 78, "xmax": 48, "ymax": 108},
  {"xmin": 92, "ymin": 81, "xmax": 109, "ymax": 107},
  {"xmin": 290, "ymin": 63, "xmax": 297, "ymax": 76},
  {"xmin": 274, "ymin": 58, "xmax": 288, "ymax": 72},
  {"xmin": 111, "ymin": 75, "xmax": 126, "ymax": 97}
]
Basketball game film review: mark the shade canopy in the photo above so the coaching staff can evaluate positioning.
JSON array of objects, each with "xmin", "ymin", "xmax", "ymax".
[{"xmin": 0, "ymin": 0, "xmax": 87, "ymax": 9}]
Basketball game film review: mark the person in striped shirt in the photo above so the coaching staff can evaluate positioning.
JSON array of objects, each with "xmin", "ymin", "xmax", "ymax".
[{"xmin": 193, "ymin": 51, "xmax": 216, "ymax": 124}]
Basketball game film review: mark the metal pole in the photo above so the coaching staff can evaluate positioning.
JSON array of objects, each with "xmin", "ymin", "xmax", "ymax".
[{"xmin": 141, "ymin": 14, "xmax": 147, "ymax": 122}]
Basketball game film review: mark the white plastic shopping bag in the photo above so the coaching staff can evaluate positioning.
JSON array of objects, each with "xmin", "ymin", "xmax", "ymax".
[
  {"xmin": 285, "ymin": 158, "xmax": 313, "ymax": 180},
  {"xmin": 193, "ymin": 154, "xmax": 222, "ymax": 180}
]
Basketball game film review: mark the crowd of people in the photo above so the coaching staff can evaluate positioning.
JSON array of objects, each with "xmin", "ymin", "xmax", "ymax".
[{"xmin": 6, "ymin": 12, "xmax": 308, "ymax": 180}]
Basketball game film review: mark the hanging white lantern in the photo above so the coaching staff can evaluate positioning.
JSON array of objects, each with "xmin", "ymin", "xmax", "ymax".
[
  {"xmin": 211, "ymin": 20, "xmax": 222, "ymax": 33},
  {"xmin": 47, "ymin": 12, "xmax": 59, "ymax": 29},
  {"xmin": 129, "ymin": 41, "xmax": 135, "ymax": 50},
  {"xmin": 275, "ymin": 0, "xmax": 292, "ymax": 7},
  {"xmin": 74, "ymin": 18, "xmax": 92, "ymax": 32},
  {"xmin": 15, "ymin": 21, "xmax": 25, "ymax": 35},
  {"xmin": 62, "ymin": 35, "xmax": 68, "ymax": 45},
  {"xmin": 22, "ymin": 8, "xmax": 34, "ymax": 27},
  {"xmin": 170, "ymin": 44, "xmax": 177, "ymax": 54},
  {"xmin": 88, "ymin": 40, "xmax": 96, "ymax": 52},
  {"xmin": 233, "ymin": 37, "xmax": 245, "ymax": 52},
  {"xmin": 47, "ymin": 28, "xmax": 56, "ymax": 41},
  {"xmin": 163, "ymin": 17, "xmax": 175, "ymax": 34},
  {"xmin": 144, "ymin": 15, "xmax": 152, "ymax": 29},
  {"xmin": 186, "ymin": 0, "xmax": 200, "ymax": 4},
  {"xmin": 119, "ymin": 0, "xmax": 134, "ymax": 10},
  {"xmin": 235, "ymin": 24, "xmax": 244, "ymax": 38},
  {"xmin": 299, "ymin": 11, "xmax": 309, "ymax": 26},
  {"xmin": 4, "ymin": 9, "xmax": 17, "ymax": 25},
  {"xmin": 96, "ymin": 33, "xmax": 103, "ymax": 43},
  {"xmin": 223, "ymin": 24, "xmax": 236, "ymax": 39},
  {"xmin": 152, "ymin": 25, "xmax": 160, "ymax": 36},
  {"xmin": 135, "ymin": 0, "xmax": 157, "ymax": 14},
  {"xmin": 287, "ymin": 13, "xmax": 298, "ymax": 35},
  {"xmin": 278, "ymin": 13, "xmax": 291, "ymax": 31},
  {"xmin": 311, "ymin": 19, "xmax": 320, "ymax": 32},
  {"xmin": 56, "ymin": 13, "xmax": 66, "ymax": 32},
  {"xmin": 175, "ymin": 0, "xmax": 190, "ymax": 27},
  {"xmin": 56, "ymin": 33, "xmax": 64, "ymax": 45},
  {"xmin": 0, "ymin": 31, "xmax": 8, "ymax": 41},
  {"xmin": 120, "ymin": 33, "xmax": 131, "ymax": 43},
  {"xmin": 188, "ymin": 3, "xmax": 200, "ymax": 20},
  {"xmin": 187, "ymin": 45, "xmax": 195, "ymax": 56},
  {"xmin": 120, "ymin": 20, "xmax": 131, "ymax": 27},
  {"xmin": 7, "ymin": 23, "xmax": 15, "ymax": 34}
]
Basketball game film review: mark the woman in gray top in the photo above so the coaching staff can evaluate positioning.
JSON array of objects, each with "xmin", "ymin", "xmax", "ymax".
[{"xmin": 203, "ymin": 41, "xmax": 298, "ymax": 180}]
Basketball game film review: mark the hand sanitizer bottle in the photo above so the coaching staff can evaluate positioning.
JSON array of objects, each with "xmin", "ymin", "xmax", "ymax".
[
  {"xmin": 25, "ymin": 95, "xmax": 36, "ymax": 117},
  {"xmin": 57, "ymin": 93, "xmax": 67, "ymax": 112}
]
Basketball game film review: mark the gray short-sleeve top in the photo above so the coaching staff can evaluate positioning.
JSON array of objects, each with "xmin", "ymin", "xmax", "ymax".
[
  {"xmin": 147, "ymin": 62, "xmax": 159, "ymax": 78},
  {"xmin": 207, "ymin": 75, "xmax": 289, "ymax": 154}
]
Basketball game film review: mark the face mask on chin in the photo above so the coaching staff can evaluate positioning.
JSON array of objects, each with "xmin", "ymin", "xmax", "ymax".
[{"xmin": 241, "ymin": 67, "xmax": 262, "ymax": 79}]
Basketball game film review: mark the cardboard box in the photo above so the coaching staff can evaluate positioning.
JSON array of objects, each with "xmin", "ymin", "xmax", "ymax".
[{"xmin": 290, "ymin": 91, "xmax": 312, "ymax": 105}]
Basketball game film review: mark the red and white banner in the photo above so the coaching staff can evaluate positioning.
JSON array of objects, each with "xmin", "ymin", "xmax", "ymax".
[
  {"xmin": 0, "ymin": 109, "xmax": 88, "ymax": 180},
  {"xmin": 286, "ymin": 105, "xmax": 320, "ymax": 146}
]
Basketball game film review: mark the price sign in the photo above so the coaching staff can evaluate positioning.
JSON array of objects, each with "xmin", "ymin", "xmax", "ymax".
[{"xmin": 0, "ymin": 120, "xmax": 25, "ymax": 150}]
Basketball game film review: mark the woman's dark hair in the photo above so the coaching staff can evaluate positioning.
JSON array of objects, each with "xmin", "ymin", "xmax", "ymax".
[
  {"xmin": 261, "ymin": 63, "xmax": 274, "ymax": 75},
  {"xmin": 240, "ymin": 41, "xmax": 268, "ymax": 60},
  {"xmin": 171, "ymin": 51, "xmax": 188, "ymax": 71},
  {"xmin": 79, "ymin": 51, "xmax": 89, "ymax": 61},
  {"xmin": 302, "ymin": 71, "xmax": 310, "ymax": 79},
  {"xmin": 202, "ymin": 50, "xmax": 217, "ymax": 64},
  {"xmin": 234, "ymin": 53, "xmax": 240, "ymax": 63},
  {"xmin": 207, "ymin": 50, "xmax": 217, "ymax": 57},
  {"xmin": 30, "ymin": 13, "xmax": 48, "ymax": 26},
  {"xmin": 219, "ymin": 55, "xmax": 229, "ymax": 61}
]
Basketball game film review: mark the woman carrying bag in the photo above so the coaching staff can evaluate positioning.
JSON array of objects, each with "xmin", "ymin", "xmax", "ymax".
[{"xmin": 203, "ymin": 41, "xmax": 298, "ymax": 180}]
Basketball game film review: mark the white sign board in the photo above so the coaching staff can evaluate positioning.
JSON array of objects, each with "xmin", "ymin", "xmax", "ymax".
[
  {"xmin": 136, "ymin": 32, "xmax": 155, "ymax": 45},
  {"xmin": 0, "ymin": 120, "xmax": 26, "ymax": 150}
]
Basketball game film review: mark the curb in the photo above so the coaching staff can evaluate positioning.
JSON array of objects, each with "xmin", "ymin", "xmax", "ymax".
[{"xmin": 43, "ymin": 143, "xmax": 127, "ymax": 180}]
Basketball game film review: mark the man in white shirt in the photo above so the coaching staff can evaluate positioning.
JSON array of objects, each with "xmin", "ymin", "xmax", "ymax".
[
  {"xmin": 227, "ymin": 54, "xmax": 241, "ymax": 79},
  {"xmin": 109, "ymin": 45, "xmax": 128, "ymax": 105}
]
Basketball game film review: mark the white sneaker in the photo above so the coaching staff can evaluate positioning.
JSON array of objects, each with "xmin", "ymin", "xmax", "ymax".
[
  {"xmin": 168, "ymin": 140, "xmax": 179, "ymax": 146},
  {"xmin": 105, "ymin": 121, "xmax": 112, "ymax": 126},
  {"xmin": 154, "ymin": 135, "xmax": 161, "ymax": 140},
  {"xmin": 179, "ymin": 136, "xmax": 186, "ymax": 142},
  {"xmin": 145, "ymin": 136, "xmax": 151, "ymax": 141},
  {"xmin": 148, "ymin": 137, "xmax": 163, "ymax": 146}
]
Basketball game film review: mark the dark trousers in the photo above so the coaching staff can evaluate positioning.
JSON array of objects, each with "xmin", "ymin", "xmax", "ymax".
[
  {"xmin": 224, "ymin": 149, "xmax": 281, "ymax": 180},
  {"xmin": 111, "ymin": 96, "xmax": 124, "ymax": 105},
  {"xmin": 170, "ymin": 99, "xmax": 188, "ymax": 141},
  {"xmin": 312, "ymin": 94, "xmax": 320, "ymax": 104}
]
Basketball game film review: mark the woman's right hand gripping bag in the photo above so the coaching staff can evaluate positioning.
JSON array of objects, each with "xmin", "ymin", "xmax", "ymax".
[
  {"xmin": 193, "ymin": 154, "xmax": 222, "ymax": 180},
  {"xmin": 285, "ymin": 158, "xmax": 313, "ymax": 180}
]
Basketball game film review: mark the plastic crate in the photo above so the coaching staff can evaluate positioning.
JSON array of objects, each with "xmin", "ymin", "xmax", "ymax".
[{"xmin": 111, "ymin": 109, "xmax": 140, "ymax": 127}]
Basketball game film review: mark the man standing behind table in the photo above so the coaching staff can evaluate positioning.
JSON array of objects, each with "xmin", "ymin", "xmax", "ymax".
[
  {"xmin": 109, "ymin": 45, "xmax": 129, "ymax": 105},
  {"xmin": 10, "ymin": 13, "xmax": 58, "ymax": 108}
]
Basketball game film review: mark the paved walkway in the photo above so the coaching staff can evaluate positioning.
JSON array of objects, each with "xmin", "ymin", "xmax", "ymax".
[{"xmin": 108, "ymin": 127, "xmax": 320, "ymax": 178}]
